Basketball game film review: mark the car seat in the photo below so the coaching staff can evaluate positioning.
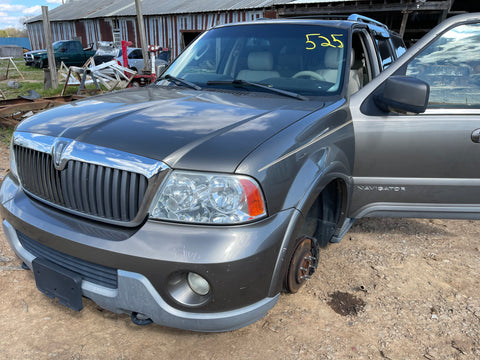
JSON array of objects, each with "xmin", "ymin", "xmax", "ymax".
[
  {"xmin": 237, "ymin": 51, "xmax": 280, "ymax": 82},
  {"xmin": 317, "ymin": 47, "xmax": 362, "ymax": 95}
]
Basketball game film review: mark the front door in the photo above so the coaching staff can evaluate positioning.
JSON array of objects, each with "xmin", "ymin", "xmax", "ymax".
[{"xmin": 350, "ymin": 18, "xmax": 480, "ymax": 220}]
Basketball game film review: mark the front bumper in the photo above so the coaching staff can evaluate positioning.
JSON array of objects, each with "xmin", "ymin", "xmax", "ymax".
[
  {"xmin": 0, "ymin": 173, "xmax": 294, "ymax": 332},
  {"xmin": 23, "ymin": 54, "xmax": 34, "ymax": 65}
]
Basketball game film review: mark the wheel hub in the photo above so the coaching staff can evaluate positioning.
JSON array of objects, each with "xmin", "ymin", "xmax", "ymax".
[{"xmin": 285, "ymin": 236, "xmax": 319, "ymax": 293}]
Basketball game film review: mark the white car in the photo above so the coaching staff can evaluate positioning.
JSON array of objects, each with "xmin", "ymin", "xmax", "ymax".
[{"xmin": 116, "ymin": 47, "xmax": 168, "ymax": 73}]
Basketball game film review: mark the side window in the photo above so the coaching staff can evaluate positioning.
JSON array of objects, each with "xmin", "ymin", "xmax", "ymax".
[
  {"xmin": 351, "ymin": 32, "xmax": 373, "ymax": 91},
  {"xmin": 390, "ymin": 35, "xmax": 406, "ymax": 58},
  {"xmin": 129, "ymin": 50, "xmax": 142, "ymax": 59},
  {"xmin": 71, "ymin": 42, "xmax": 82, "ymax": 52},
  {"xmin": 406, "ymin": 23, "xmax": 480, "ymax": 107},
  {"xmin": 158, "ymin": 51, "xmax": 171, "ymax": 62},
  {"xmin": 375, "ymin": 38, "xmax": 394, "ymax": 69}
]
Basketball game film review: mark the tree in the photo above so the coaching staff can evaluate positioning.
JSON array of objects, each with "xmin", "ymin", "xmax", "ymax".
[{"xmin": 0, "ymin": 27, "xmax": 28, "ymax": 38}]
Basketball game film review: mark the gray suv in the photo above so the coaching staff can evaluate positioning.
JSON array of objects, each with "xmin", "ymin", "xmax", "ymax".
[{"xmin": 2, "ymin": 13, "xmax": 479, "ymax": 332}]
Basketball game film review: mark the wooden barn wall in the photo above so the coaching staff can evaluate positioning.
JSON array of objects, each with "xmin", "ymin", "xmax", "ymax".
[
  {"xmin": 98, "ymin": 19, "xmax": 113, "ymax": 42},
  {"xmin": 121, "ymin": 18, "xmax": 139, "ymax": 46},
  {"xmin": 27, "ymin": 22, "xmax": 44, "ymax": 50},
  {"xmin": 74, "ymin": 22, "xmax": 87, "ymax": 46},
  {"xmin": 52, "ymin": 22, "xmax": 76, "ymax": 44},
  {"xmin": 26, "ymin": 9, "xmax": 267, "ymax": 54},
  {"xmin": 28, "ymin": 22, "xmax": 76, "ymax": 49},
  {"xmin": 82, "ymin": 20, "xmax": 103, "ymax": 47},
  {"xmin": 146, "ymin": 10, "xmax": 265, "ymax": 58}
]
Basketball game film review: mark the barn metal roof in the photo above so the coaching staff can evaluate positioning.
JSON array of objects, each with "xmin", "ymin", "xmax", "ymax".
[
  {"xmin": 287, "ymin": 0, "xmax": 356, "ymax": 3},
  {"xmin": 25, "ymin": 0, "xmax": 356, "ymax": 23}
]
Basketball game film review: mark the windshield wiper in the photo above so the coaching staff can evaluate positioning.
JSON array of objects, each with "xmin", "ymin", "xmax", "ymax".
[
  {"xmin": 206, "ymin": 79, "xmax": 307, "ymax": 101},
  {"xmin": 158, "ymin": 74, "xmax": 201, "ymax": 90}
]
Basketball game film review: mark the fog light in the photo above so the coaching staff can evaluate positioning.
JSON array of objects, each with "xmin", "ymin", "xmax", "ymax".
[
  {"xmin": 168, "ymin": 271, "xmax": 211, "ymax": 307},
  {"xmin": 187, "ymin": 272, "xmax": 210, "ymax": 296}
]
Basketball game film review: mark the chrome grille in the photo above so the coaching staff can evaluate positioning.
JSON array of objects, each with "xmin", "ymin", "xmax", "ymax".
[{"xmin": 14, "ymin": 145, "xmax": 149, "ymax": 223}]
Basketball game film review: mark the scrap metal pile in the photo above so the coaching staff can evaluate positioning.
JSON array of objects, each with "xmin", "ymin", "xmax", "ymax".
[
  {"xmin": 0, "ymin": 49, "xmax": 138, "ymax": 126},
  {"xmin": 59, "ymin": 58, "xmax": 137, "ymax": 95},
  {"xmin": 0, "ymin": 92, "xmax": 85, "ymax": 127},
  {"xmin": 0, "ymin": 40, "xmax": 168, "ymax": 126}
]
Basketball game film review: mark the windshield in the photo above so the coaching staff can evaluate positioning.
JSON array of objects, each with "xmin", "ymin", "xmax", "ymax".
[
  {"xmin": 162, "ymin": 23, "xmax": 348, "ymax": 97},
  {"xmin": 95, "ymin": 41, "xmax": 119, "ymax": 57}
]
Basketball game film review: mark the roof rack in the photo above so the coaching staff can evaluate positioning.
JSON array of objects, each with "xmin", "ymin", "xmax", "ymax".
[
  {"xmin": 286, "ymin": 13, "xmax": 391, "ymax": 37},
  {"xmin": 347, "ymin": 14, "xmax": 388, "ymax": 30},
  {"xmin": 289, "ymin": 14, "xmax": 349, "ymax": 20}
]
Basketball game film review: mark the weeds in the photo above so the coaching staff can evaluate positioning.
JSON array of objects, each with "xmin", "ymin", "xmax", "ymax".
[
  {"xmin": 0, "ymin": 127, "xmax": 14, "ymax": 147},
  {"xmin": 0, "ymin": 58, "xmax": 100, "ymax": 99}
]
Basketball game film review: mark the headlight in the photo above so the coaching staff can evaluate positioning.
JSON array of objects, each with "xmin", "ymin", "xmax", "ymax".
[
  {"xmin": 149, "ymin": 170, "xmax": 266, "ymax": 224},
  {"xmin": 9, "ymin": 137, "xmax": 18, "ymax": 179}
]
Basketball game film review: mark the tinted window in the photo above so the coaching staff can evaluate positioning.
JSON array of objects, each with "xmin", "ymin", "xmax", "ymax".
[
  {"xmin": 376, "ymin": 38, "xmax": 394, "ymax": 69},
  {"xmin": 390, "ymin": 35, "xmax": 406, "ymax": 58},
  {"xmin": 53, "ymin": 42, "xmax": 63, "ymax": 50},
  {"xmin": 158, "ymin": 51, "xmax": 171, "ymax": 62},
  {"xmin": 406, "ymin": 23, "xmax": 480, "ymax": 107},
  {"xmin": 129, "ymin": 50, "xmax": 142, "ymax": 59},
  {"xmin": 70, "ymin": 42, "xmax": 83, "ymax": 52}
]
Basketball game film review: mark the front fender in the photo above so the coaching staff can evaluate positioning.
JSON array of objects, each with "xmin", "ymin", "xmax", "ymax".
[
  {"xmin": 236, "ymin": 100, "xmax": 354, "ymax": 215},
  {"xmin": 236, "ymin": 101, "xmax": 354, "ymax": 296},
  {"xmin": 263, "ymin": 153, "xmax": 353, "ymax": 297}
]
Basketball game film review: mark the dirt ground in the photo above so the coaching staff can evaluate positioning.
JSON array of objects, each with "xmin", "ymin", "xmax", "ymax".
[{"xmin": 0, "ymin": 142, "xmax": 479, "ymax": 360}]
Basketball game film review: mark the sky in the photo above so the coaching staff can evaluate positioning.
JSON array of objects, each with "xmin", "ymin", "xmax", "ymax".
[{"xmin": 0, "ymin": 0, "xmax": 63, "ymax": 30}]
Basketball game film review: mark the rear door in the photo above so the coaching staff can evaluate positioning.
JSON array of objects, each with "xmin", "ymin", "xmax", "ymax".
[
  {"xmin": 349, "ymin": 15, "xmax": 480, "ymax": 220},
  {"xmin": 128, "ymin": 49, "xmax": 144, "ymax": 70}
]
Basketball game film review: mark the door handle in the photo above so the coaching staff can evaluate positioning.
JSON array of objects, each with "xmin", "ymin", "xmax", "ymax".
[{"xmin": 472, "ymin": 129, "xmax": 480, "ymax": 143}]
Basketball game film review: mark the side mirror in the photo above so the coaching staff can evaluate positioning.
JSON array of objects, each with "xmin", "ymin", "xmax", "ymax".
[
  {"xmin": 59, "ymin": 48, "xmax": 66, "ymax": 53},
  {"xmin": 375, "ymin": 76, "xmax": 430, "ymax": 114}
]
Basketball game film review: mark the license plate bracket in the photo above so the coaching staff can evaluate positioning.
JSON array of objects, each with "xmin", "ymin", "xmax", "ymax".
[{"xmin": 32, "ymin": 258, "xmax": 83, "ymax": 311}]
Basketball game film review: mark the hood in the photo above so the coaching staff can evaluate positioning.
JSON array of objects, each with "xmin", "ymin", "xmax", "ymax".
[
  {"xmin": 16, "ymin": 86, "xmax": 326, "ymax": 172},
  {"xmin": 26, "ymin": 49, "xmax": 45, "ymax": 56}
]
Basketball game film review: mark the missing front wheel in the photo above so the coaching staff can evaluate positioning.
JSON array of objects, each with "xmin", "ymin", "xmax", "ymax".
[{"xmin": 285, "ymin": 236, "xmax": 319, "ymax": 293}]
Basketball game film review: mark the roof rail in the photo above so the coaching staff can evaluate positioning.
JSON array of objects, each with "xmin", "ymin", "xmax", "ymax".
[
  {"xmin": 284, "ymin": 13, "xmax": 391, "ymax": 36},
  {"xmin": 289, "ymin": 14, "xmax": 349, "ymax": 20},
  {"xmin": 347, "ymin": 14, "xmax": 388, "ymax": 29}
]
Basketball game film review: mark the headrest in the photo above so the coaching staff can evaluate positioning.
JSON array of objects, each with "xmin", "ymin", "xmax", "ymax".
[
  {"xmin": 324, "ymin": 48, "xmax": 340, "ymax": 69},
  {"xmin": 324, "ymin": 48, "xmax": 355, "ymax": 69},
  {"xmin": 247, "ymin": 52, "xmax": 274, "ymax": 71}
]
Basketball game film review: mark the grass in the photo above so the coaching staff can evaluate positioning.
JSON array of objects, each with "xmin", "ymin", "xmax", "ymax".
[
  {"xmin": 0, "ymin": 126, "xmax": 14, "ymax": 147},
  {"xmin": 0, "ymin": 58, "xmax": 104, "ymax": 99},
  {"xmin": 1, "ymin": 58, "xmax": 46, "ymax": 98},
  {"xmin": 0, "ymin": 58, "xmax": 105, "ymax": 146}
]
